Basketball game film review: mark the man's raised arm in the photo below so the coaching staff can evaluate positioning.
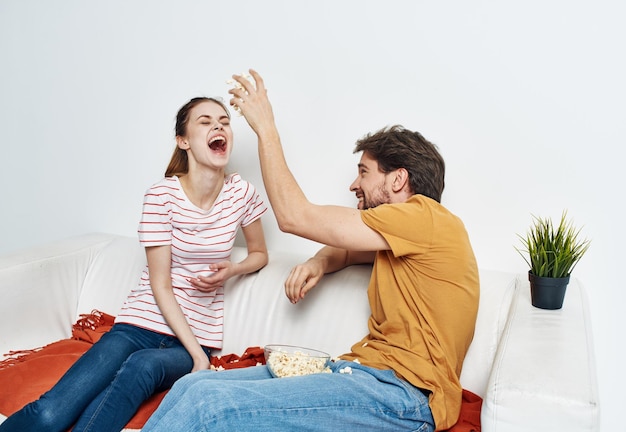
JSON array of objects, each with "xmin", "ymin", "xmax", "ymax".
[{"xmin": 228, "ymin": 69, "xmax": 389, "ymax": 253}]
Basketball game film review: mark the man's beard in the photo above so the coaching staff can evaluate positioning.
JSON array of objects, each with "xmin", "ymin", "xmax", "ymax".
[{"xmin": 362, "ymin": 184, "xmax": 391, "ymax": 209}]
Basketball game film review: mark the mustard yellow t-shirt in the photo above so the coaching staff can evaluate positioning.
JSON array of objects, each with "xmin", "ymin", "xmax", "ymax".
[{"xmin": 340, "ymin": 195, "xmax": 479, "ymax": 431}]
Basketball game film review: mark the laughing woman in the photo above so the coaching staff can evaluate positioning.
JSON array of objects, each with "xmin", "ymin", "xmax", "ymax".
[{"xmin": 0, "ymin": 97, "xmax": 268, "ymax": 432}]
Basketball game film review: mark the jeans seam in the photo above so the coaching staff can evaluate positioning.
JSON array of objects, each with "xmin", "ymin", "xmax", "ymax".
[{"xmin": 79, "ymin": 380, "xmax": 116, "ymax": 432}]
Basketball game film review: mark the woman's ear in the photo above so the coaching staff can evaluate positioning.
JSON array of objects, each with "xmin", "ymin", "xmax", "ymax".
[
  {"xmin": 391, "ymin": 168, "xmax": 410, "ymax": 193},
  {"xmin": 176, "ymin": 136, "xmax": 190, "ymax": 150}
]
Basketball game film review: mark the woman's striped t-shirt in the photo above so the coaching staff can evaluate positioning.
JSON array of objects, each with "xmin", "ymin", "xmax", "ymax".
[{"xmin": 115, "ymin": 173, "xmax": 267, "ymax": 349}]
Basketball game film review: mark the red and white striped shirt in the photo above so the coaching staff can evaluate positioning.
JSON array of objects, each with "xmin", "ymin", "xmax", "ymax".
[{"xmin": 115, "ymin": 173, "xmax": 267, "ymax": 349}]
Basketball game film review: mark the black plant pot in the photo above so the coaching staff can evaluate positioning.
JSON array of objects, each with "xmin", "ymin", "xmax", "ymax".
[{"xmin": 528, "ymin": 271, "xmax": 570, "ymax": 310}]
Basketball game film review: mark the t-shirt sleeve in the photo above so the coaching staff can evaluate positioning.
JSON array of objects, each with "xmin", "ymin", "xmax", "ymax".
[
  {"xmin": 137, "ymin": 184, "xmax": 173, "ymax": 247},
  {"xmin": 360, "ymin": 198, "xmax": 433, "ymax": 257},
  {"xmin": 240, "ymin": 181, "xmax": 268, "ymax": 227}
]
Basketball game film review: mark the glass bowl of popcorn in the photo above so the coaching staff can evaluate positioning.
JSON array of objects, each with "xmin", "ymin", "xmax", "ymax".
[{"xmin": 264, "ymin": 344, "xmax": 331, "ymax": 378}]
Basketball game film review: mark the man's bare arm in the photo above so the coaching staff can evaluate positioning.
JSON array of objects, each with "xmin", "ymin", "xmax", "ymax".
[
  {"xmin": 284, "ymin": 246, "xmax": 375, "ymax": 303},
  {"xmin": 229, "ymin": 70, "xmax": 389, "ymax": 253}
]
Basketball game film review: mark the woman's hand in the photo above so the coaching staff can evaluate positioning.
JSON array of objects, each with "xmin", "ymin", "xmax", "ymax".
[
  {"xmin": 189, "ymin": 261, "xmax": 234, "ymax": 292},
  {"xmin": 191, "ymin": 352, "xmax": 211, "ymax": 373}
]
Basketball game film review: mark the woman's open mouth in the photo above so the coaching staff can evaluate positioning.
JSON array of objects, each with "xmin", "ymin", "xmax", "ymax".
[{"xmin": 208, "ymin": 135, "xmax": 227, "ymax": 154}]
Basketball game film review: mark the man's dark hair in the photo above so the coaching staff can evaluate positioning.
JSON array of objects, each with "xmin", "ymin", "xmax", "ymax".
[{"xmin": 353, "ymin": 125, "xmax": 445, "ymax": 202}]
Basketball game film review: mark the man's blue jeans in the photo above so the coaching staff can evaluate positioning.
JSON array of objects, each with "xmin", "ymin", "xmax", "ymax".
[
  {"xmin": 143, "ymin": 360, "xmax": 434, "ymax": 432},
  {"xmin": 0, "ymin": 323, "xmax": 210, "ymax": 432}
]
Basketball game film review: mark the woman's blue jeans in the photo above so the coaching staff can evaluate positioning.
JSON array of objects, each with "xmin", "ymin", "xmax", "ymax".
[
  {"xmin": 142, "ymin": 360, "xmax": 434, "ymax": 432},
  {"xmin": 0, "ymin": 323, "xmax": 210, "ymax": 432}
]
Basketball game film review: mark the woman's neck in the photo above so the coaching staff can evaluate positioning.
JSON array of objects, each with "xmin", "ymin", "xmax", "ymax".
[{"xmin": 178, "ymin": 169, "xmax": 225, "ymax": 211}]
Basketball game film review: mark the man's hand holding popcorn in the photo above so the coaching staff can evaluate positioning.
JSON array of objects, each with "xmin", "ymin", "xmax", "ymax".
[{"xmin": 227, "ymin": 69, "xmax": 278, "ymax": 139}]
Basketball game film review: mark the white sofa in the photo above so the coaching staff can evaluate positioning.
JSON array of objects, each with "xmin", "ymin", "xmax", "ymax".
[{"xmin": 0, "ymin": 233, "xmax": 599, "ymax": 431}]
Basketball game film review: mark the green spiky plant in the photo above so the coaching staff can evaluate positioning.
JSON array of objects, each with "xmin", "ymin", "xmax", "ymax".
[{"xmin": 516, "ymin": 211, "xmax": 590, "ymax": 278}]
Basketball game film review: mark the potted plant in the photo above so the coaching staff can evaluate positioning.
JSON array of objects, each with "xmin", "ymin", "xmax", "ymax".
[{"xmin": 516, "ymin": 211, "xmax": 590, "ymax": 309}]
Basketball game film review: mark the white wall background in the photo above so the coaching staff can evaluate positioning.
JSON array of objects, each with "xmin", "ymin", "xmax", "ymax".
[{"xmin": 1, "ymin": 0, "xmax": 624, "ymax": 429}]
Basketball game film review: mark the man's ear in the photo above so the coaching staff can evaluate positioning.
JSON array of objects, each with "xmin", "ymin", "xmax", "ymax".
[
  {"xmin": 176, "ymin": 136, "xmax": 190, "ymax": 150},
  {"xmin": 391, "ymin": 168, "xmax": 410, "ymax": 193}
]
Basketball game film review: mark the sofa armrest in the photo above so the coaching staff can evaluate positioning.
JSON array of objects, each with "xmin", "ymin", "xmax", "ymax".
[
  {"xmin": 0, "ymin": 233, "xmax": 119, "ymax": 355},
  {"xmin": 481, "ymin": 275, "xmax": 599, "ymax": 432}
]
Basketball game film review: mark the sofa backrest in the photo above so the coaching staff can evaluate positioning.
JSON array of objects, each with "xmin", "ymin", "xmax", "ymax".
[
  {"xmin": 0, "ymin": 233, "xmax": 137, "ymax": 355},
  {"xmin": 76, "ymin": 235, "xmax": 146, "ymax": 316},
  {"xmin": 221, "ymin": 248, "xmax": 518, "ymax": 398},
  {"xmin": 460, "ymin": 270, "xmax": 516, "ymax": 397},
  {"xmin": 220, "ymin": 247, "xmax": 372, "ymax": 358},
  {"xmin": 76, "ymin": 239, "xmax": 518, "ymax": 398}
]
